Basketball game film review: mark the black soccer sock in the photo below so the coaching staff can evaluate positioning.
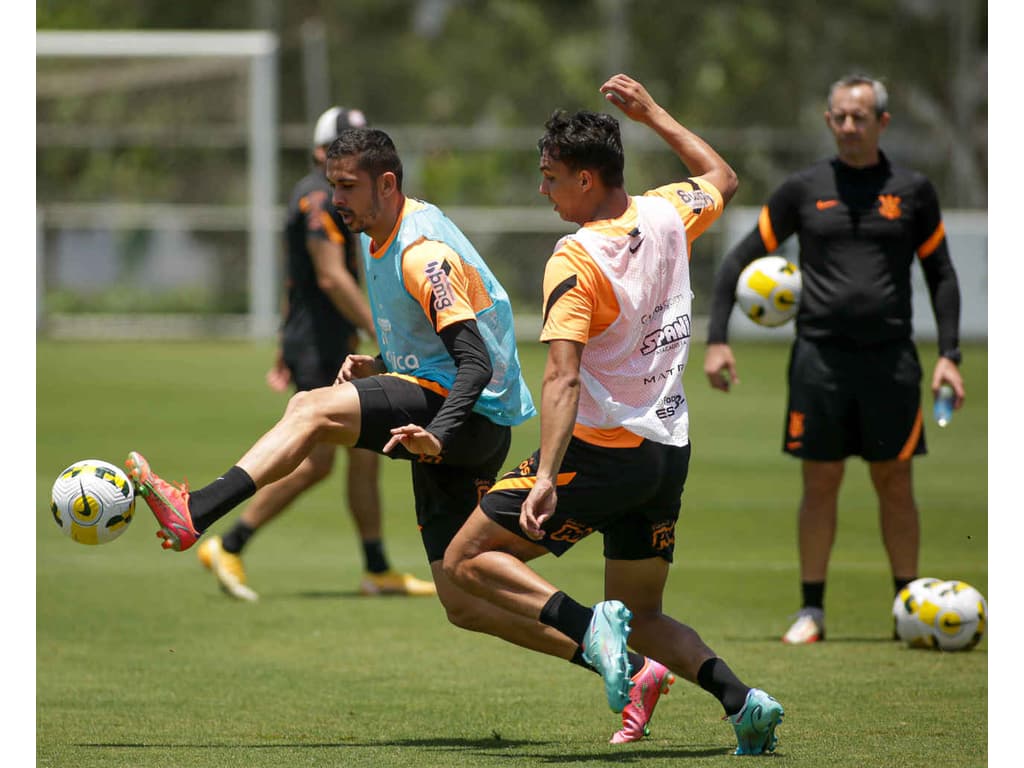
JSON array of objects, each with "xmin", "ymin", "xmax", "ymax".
[
  {"xmin": 221, "ymin": 520, "xmax": 256, "ymax": 555},
  {"xmin": 627, "ymin": 651, "xmax": 645, "ymax": 678},
  {"xmin": 697, "ymin": 657, "xmax": 750, "ymax": 717},
  {"xmin": 362, "ymin": 539, "xmax": 390, "ymax": 574},
  {"xmin": 801, "ymin": 580, "xmax": 826, "ymax": 611},
  {"xmin": 188, "ymin": 466, "xmax": 257, "ymax": 534},
  {"xmin": 539, "ymin": 591, "xmax": 593, "ymax": 645},
  {"xmin": 569, "ymin": 643, "xmax": 644, "ymax": 679},
  {"xmin": 894, "ymin": 576, "xmax": 915, "ymax": 595}
]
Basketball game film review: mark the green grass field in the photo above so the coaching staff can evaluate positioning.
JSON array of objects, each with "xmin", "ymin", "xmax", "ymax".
[{"xmin": 35, "ymin": 339, "xmax": 988, "ymax": 767}]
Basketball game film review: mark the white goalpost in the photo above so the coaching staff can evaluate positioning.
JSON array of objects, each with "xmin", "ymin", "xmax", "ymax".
[{"xmin": 36, "ymin": 29, "xmax": 280, "ymax": 338}]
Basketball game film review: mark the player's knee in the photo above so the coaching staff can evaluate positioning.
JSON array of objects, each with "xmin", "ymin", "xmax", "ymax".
[
  {"xmin": 283, "ymin": 390, "xmax": 330, "ymax": 434},
  {"xmin": 438, "ymin": 592, "xmax": 479, "ymax": 631},
  {"xmin": 441, "ymin": 548, "xmax": 469, "ymax": 587},
  {"xmin": 302, "ymin": 453, "xmax": 335, "ymax": 484}
]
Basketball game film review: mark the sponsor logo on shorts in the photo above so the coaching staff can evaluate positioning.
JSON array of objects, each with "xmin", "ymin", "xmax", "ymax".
[
  {"xmin": 641, "ymin": 314, "xmax": 691, "ymax": 356},
  {"xmin": 651, "ymin": 521, "xmax": 675, "ymax": 551},
  {"xmin": 548, "ymin": 520, "xmax": 593, "ymax": 544},
  {"xmin": 425, "ymin": 259, "xmax": 455, "ymax": 311},
  {"xmin": 815, "ymin": 198, "xmax": 839, "ymax": 211},
  {"xmin": 475, "ymin": 478, "xmax": 493, "ymax": 505}
]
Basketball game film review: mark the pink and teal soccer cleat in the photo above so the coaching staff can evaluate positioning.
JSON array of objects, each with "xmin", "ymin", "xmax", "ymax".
[
  {"xmin": 610, "ymin": 658, "xmax": 676, "ymax": 744},
  {"xmin": 125, "ymin": 451, "xmax": 199, "ymax": 551}
]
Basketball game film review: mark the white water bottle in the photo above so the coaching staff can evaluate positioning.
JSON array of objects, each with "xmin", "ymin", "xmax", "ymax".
[{"xmin": 933, "ymin": 383, "xmax": 954, "ymax": 428}]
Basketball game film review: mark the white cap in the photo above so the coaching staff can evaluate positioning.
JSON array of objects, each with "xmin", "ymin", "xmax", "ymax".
[{"xmin": 313, "ymin": 106, "xmax": 368, "ymax": 147}]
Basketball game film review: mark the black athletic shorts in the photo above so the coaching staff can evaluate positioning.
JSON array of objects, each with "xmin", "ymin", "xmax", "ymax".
[
  {"xmin": 284, "ymin": 338, "xmax": 357, "ymax": 392},
  {"xmin": 351, "ymin": 374, "xmax": 511, "ymax": 562},
  {"xmin": 480, "ymin": 437, "xmax": 690, "ymax": 562},
  {"xmin": 784, "ymin": 336, "xmax": 926, "ymax": 462}
]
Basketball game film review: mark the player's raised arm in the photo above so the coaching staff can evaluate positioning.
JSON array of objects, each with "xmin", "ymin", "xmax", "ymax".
[{"xmin": 600, "ymin": 73, "xmax": 738, "ymax": 204}]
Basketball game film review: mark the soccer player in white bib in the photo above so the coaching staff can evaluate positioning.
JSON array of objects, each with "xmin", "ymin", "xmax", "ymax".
[{"xmin": 432, "ymin": 74, "xmax": 785, "ymax": 754}]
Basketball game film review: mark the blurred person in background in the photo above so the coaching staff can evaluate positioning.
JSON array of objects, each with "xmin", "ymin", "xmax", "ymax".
[
  {"xmin": 702, "ymin": 74, "xmax": 964, "ymax": 644},
  {"xmin": 127, "ymin": 126, "xmax": 671, "ymax": 744},
  {"xmin": 430, "ymin": 74, "xmax": 783, "ymax": 754},
  {"xmin": 197, "ymin": 106, "xmax": 435, "ymax": 601}
]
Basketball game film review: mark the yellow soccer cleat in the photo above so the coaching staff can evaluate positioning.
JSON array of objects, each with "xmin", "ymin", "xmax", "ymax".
[
  {"xmin": 359, "ymin": 570, "xmax": 437, "ymax": 597},
  {"xmin": 197, "ymin": 535, "xmax": 258, "ymax": 602}
]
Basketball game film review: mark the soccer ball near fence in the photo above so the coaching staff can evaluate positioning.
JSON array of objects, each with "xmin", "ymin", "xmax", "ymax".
[
  {"xmin": 50, "ymin": 459, "xmax": 136, "ymax": 545},
  {"xmin": 735, "ymin": 256, "xmax": 801, "ymax": 327}
]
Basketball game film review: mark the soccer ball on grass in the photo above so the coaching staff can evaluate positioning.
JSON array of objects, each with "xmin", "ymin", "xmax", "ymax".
[
  {"xmin": 50, "ymin": 459, "xmax": 136, "ymax": 545},
  {"xmin": 735, "ymin": 256, "xmax": 801, "ymax": 327},
  {"xmin": 892, "ymin": 577, "xmax": 987, "ymax": 651},
  {"xmin": 892, "ymin": 577, "xmax": 943, "ymax": 648}
]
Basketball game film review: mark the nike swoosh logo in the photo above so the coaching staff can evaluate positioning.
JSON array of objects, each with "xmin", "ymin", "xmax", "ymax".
[
  {"xmin": 629, "ymin": 238, "xmax": 644, "ymax": 254},
  {"xmin": 816, "ymin": 199, "xmax": 839, "ymax": 210}
]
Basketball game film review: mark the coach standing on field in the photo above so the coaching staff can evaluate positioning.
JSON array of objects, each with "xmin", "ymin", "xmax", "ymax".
[{"xmin": 702, "ymin": 74, "xmax": 964, "ymax": 645}]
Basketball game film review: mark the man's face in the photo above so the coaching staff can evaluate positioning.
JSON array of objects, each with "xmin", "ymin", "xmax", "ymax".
[
  {"xmin": 538, "ymin": 150, "xmax": 587, "ymax": 225},
  {"xmin": 825, "ymin": 84, "xmax": 889, "ymax": 162},
  {"xmin": 326, "ymin": 155, "xmax": 381, "ymax": 235}
]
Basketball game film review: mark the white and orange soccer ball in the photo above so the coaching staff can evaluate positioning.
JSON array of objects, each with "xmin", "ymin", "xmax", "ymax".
[
  {"xmin": 50, "ymin": 459, "xmax": 136, "ymax": 545},
  {"xmin": 892, "ymin": 577, "xmax": 987, "ymax": 651},
  {"xmin": 735, "ymin": 256, "xmax": 801, "ymax": 327}
]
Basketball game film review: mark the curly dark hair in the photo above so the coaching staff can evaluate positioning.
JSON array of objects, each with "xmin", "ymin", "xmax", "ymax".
[{"xmin": 538, "ymin": 109, "xmax": 624, "ymax": 188}]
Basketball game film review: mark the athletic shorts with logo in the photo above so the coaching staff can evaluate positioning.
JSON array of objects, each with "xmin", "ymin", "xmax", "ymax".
[
  {"xmin": 480, "ymin": 437, "xmax": 690, "ymax": 562},
  {"xmin": 784, "ymin": 336, "xmax": 926, "ymax": 461},
  {"xmin": 351, "ymin": 374, "xmax": 511, "ymax": 562}
]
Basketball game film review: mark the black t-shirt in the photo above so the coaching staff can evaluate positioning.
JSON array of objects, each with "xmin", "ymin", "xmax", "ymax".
[
  {"xmin": 281, "ymin": 167, "xmax": 361, "ymax": 365},
  {"xmin": 708, "ymin": 153, "xmax": 960, "ymax": 351}
]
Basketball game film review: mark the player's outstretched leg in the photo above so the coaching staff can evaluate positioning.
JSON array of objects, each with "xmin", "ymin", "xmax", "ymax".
[
  {"xmin": 582, "ymin": 600, "xmax": 635, "ymax": 713},
  {"xmin": 728, "ymin": 688, "xmax": 784, "ymax": 755},
  {"xmin": 125, "ymin": 451, "xmax": 199, "ymax": 551},
  {"xmin": 197, "ymin": 535, "xmax": 258, "ymax": 601},
  {"xmin": 610, "ymin": 657, "xmax": 675, "ymax": 744}
]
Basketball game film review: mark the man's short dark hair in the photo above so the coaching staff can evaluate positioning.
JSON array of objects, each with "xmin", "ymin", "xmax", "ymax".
[
  {"xmin": 327, "ymin": 127, "xmax": 404, "ymax": 190},
  {"xmin": 538, "ymin": 109, "xmax": 625, "ymax": 188}
]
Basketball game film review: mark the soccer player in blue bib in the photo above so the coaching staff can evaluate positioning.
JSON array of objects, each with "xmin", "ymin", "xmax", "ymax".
[{"xmin": 127, "ymin": 127, "xmax": 667, "ymax": 743}]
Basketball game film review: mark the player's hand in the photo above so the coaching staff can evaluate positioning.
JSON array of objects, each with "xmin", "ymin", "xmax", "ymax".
[
  {"xmin": 383, "ymin": 424, "xmax": 442, "ymax": 456},
  {"xmin": 339, "ymin": 354, "xmax": 383, "ymax": 382},
  {"xmin": 266, "ymin": 354, "xmax": 291, "ymax": 392},
  {"xmin": 704, "ymin": 343, "xmax": 738, "ymax": 392},
  {"xmin": 600, "ymin": 74, "xmax": 659, "ymax": 123},
  {"xmin": 931, "ymin": 357, "xmax": 965, "ymax": 409},
  {"xmin": 520, "ymin": 478, "xmax": 557, "ymax": 540}
]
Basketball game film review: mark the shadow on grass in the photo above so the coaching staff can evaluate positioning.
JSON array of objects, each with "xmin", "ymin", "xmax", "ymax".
[
  {"xmin": 75, "ymin": 737, "xmax": 731, "ymax": 761},
  {"xmin": 725, "ymin": 634, "xmax": 899, "ymax": 644}
]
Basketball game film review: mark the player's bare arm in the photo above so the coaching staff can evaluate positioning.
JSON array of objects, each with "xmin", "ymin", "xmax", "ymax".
[
  {"xmin": 521, "ymin": 339, "xmax": 583, "ymax": 539},
  {"xmin": 704, "ymin": 343, "xmax": 738, "ymax": 392},
  {"xmin": 600, "ymin": 73, "xmax": 738, "ymax": 204}
]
